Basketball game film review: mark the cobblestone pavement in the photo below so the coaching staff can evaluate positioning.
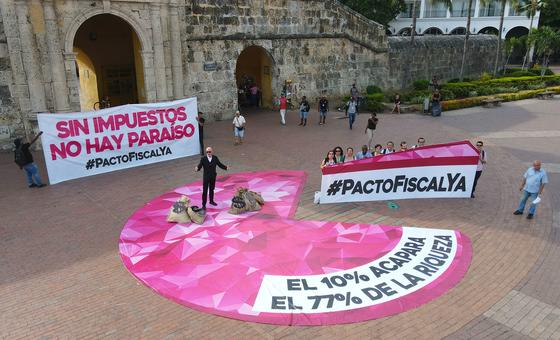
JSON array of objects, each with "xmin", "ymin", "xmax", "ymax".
[{"xmin": 1, "ymin": 97, "xmax": 558, "ymax": 339}]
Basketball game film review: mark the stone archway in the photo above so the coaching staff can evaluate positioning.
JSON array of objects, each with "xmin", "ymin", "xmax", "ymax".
[
  {"xmin": 235, "ymin": 46, "xmax": 275, "ymax": 109},
  {"xmin": 72, "ymin": 14, "xmax": 146, "ymax": 110},
  {"xmin": 64, "ymin": 8, "xmax": 153, "ymax": 111}
]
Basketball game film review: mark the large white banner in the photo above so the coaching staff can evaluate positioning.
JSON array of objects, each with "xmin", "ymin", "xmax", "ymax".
[
  {"xmin": 320, "ymin": 165, "xmax": 476, "ymax": 204},
  {"xmin": 38, "ymin": 98, "xmax": 199, "ymax": 184},
  {"xmin": 253, "ymin": 227, "xmax": 458, "ymax": 313}
]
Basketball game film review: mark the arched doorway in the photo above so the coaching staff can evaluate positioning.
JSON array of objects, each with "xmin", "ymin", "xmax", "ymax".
[
  {"xmin": 478, "ymin": 26, "xmax": 499, "ymax": 35},
  {"xmin": 450, "ymin": 27, "xmax": 467, "ymax": 35},
  {"xmin": 73, "ymin": 14, "xmax": 145, "ymax": 111},
  {"xmin": 424, "ymin": 27, "xmax": 444, "ymax": 35},
  {"xmin": 235, "ymin": 46, "xmax": 274, "ymax": 109}
]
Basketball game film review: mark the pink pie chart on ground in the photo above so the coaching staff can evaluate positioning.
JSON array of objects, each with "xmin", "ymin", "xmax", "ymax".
[{"xmin": 119, "ymin": 171, "xmax": 472, "ymax": 325}]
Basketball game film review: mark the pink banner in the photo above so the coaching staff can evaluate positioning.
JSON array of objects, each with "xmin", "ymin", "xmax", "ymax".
[{"xmin": 119, "ymin": 171, "xmax": 472, "ymax": 325}]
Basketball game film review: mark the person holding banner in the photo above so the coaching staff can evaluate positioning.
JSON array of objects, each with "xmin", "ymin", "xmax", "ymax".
[
  {"xmin": 513, "ymin": 160, "xmax": 548, "ymax": 219},
  {"xmin": 195, "ymin": 147, "xmax": 229, "ymax": 210},
  {"xmin": 471, "ymin": 141, "xmax": 487, "ymax": 198},
  {"xmin": 13, "ymin": 132, "xmax": 46, "ymax": 188},
  {"xmin": 320, "ymin": 150, "xmax": 337, "ymax": 169},
  {"xmin": 382, "ymin": 141, "xmax": 395, "ymax": 154}
]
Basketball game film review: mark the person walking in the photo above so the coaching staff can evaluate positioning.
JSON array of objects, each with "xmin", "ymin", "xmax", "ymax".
[
  {"xmin": 232, "ymin": 110, "xmax": 246, "ymax": 145},
  {"xmin": 513, "ymin": 160, "xmax": 548, "ymax": 219},
  {"xmin": 299, "ymin": 96, "xmax": 310, "ymax": 126},
  {"xmin": 471, "ymin": 141, "xmax": 487, "ymax": 198},
  {"xmin": 391, "ymin": 94, "xmax": 401, "ymax": 114},
  {"xmin": 195, "ymin": 147, "xmax": 229, "ymax": 210},
  {"xmin": 196, "ymin": 112, "xmax": 205, "ymax": 155},
  {"xmin": 350, "ymin": 83, "xmax": 361, "ymax": 109},
  {"xmin": 431, "ymin": 89, "xmax": 442, "ymax": 117},
  {"xmin": 249, "ymin": 84, "xmax": 259, "ymax": 107},
  {"xmin": 14, "ymin": 132, "xmax": 46, "ymax": 188},
  {"xmin": 318, "ymin": 96, "xmax": 329, "ymax": 125},
  {"xmin": 346, "ymin": 97, "xmax": 358, "ymax": 130},
  {"xmin": 279, "ymin": 94, "xmax": 287, "ymax": 125},
  {"xmin": 365, "ymin": 113, "xmax": 378, "ymax": 150}
]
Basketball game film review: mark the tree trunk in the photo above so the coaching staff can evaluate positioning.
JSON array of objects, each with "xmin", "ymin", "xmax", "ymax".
[
  {"xmin": 411, "ymin": 0, "xmax": 418, "ymax": 43},
  {"xmin": 522, "ymin": 13, "xmax": 535, "ymax": 70},
  {"xmin": 459, "ymin": 0, "xmax": 474, "ymax": 81},
  {"xmin": 493, "ymin": 0, "xmax": 507, "ymax": 76}
]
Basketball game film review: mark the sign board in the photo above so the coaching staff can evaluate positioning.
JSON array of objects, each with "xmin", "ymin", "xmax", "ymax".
[
  {"xmin": 320, "ymin": 141, "xmax": 480, "ymax": 204},
  {"xmin": 38, "ymin": 98, "xmax": 199, "ymax": 184}
]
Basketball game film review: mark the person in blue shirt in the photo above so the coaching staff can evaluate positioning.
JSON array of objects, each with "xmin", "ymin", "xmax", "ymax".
[
  {"xmin": 513, "ymin": 160, "xmax": 548, "ymax": 219},
  {"xmin": 355, "ymin": 145, "xmax": 373, "ymax": 160}
]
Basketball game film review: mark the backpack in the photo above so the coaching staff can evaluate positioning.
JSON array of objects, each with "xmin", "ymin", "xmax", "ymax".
[{"xmin": 14, "ymin": 146, "xmax": 28, "ymax": 167}]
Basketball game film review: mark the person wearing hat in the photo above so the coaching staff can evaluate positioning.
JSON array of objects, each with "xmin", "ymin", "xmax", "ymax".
[
  {"xmin": 14, "ymin": 131, "xmax": 46, "ymax": 188},
  {"xmin": 232, "ymin": 110, "xmax": 246, "ymax": 145}
]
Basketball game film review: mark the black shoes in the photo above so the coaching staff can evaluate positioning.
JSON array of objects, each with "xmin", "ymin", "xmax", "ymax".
[
  {"xmin": 209, "ymin": 201, "xmax": 218, "ymax": 206},
  {"xmin": 29, "ymin": 184, "xmax": 46, "ymax": 188},
  {"xmin": 513, "ymin": 210, "xmax": 523, "ymax": 215},
  {"xmin": 527, "ymin": 214, "xmax": 534, "ymax": 219}
]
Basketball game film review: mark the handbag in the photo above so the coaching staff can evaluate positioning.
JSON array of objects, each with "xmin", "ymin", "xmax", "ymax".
[{"xmin": 235, "ymin": 117, "xmax": 244, "ymax": 131}]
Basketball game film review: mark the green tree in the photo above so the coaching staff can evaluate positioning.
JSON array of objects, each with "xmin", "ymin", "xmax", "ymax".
[
  {"xmin": 527, "ymin": 26, "xmax": 560, "ymax": 76},
  {"xmin": 539, "ymin": 0, "xmax": 560, "ymax": 29},
  {"xmin": 504, "ymin": 36, "xmax": 522, "ymax": 73},
  {"xmin": 339, "ymin": 0, "xmax": 406, "ymax": 27},
  {"xmin": 459, "ymin": 0, "xmax": 475, "ymax": 81},
  {"xmin": 495, "ymin": 0, "xmax": 508, "ymax": 75},
  {"xmin": 518, "ymin": 0, "xmax": 548, "ymax": 69}
]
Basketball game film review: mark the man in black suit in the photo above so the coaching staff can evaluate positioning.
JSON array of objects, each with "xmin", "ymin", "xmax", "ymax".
[{"xmin": 195, "ymin": 146, "xmax": 229, "ymax": 209}]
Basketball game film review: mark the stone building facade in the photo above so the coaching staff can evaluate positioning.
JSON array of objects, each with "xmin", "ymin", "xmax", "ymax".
[{"xmin": 0, "ymin": 0, "xmax": 499, "ymax": 150}]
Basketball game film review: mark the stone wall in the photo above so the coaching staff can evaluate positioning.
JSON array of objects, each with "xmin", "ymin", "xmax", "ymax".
[
  {"xmin": 183, "ymin": 0, "xmax": 388, "ymax": 118},
  {"xmin": 0, "ymin": 0, "xmax": 504, "ymax": 151},
  {"xmin": 0, "ymin": 5, "xmax": 24, "ymax": 150},
  {"xmin": 388, "ymin": 35, "xmax": 501, "ymax": 89}
]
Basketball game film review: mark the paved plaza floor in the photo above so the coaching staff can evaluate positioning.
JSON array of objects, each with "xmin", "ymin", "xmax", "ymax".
[{"xmin": 1, "ymin": 97, "xmax": 559, "ymax": 339}]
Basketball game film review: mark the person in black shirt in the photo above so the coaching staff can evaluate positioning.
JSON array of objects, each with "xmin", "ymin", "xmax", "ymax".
[
  {"xmin": 318, "ymin": 96, "xmax": 329, "ymax": 125},
  {"xmin": 195, "ymin": 146, "xmax": 229, "ymax": 210},
  {"xmin": 365, "ymin": 113, "xmax": 378, "ymax": 150},
  {"xmin": 14, "ymin": 131, "xmax": 46, "ymax": 188},
  {"xmin": 196, "ymin": 112, "xmax": 205, "ymax": 155}
]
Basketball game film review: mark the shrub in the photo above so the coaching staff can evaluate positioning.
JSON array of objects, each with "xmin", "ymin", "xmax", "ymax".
[
  {"xmin": 413, "ymin": 79, "xmax": 430, "ymax": 90},
  {"xmin": 525, "ymin": 82, "xmax": 547, "ymax": 90},
  {"xmin": 479, "ymin": 72, "xmax": 493, "ymax": 82},
  {"xmin": 508, "ymin": 71, "xmax": 535, "ymax": 77},
  {"xmin": 442, "ymin": 82, "xmax": 477, "ymax": 98},
  {"xmin": 441, "ymin": 86, "xmax": 560, "ymax": 110},
  {"xmin": 366, "ymin": 85, "xmax": 383, "ymax": 94},
  {"xmin": 409, "ymin": 96, "xmax": 427, "ymax": 104},
  {"xmin": 439, "ymin": 88, "xmax": 455, "ymax": 100},
  {"xmin": 366, "ymin": 93, "xmax": 385, "ymax": 102},
  {"xmin": 366, "ymin": 100, "xmax": 385, "ymax": 112}
]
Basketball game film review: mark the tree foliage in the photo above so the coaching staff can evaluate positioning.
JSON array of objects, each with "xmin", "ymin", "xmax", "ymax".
[
  {"xmin": 339, "ymin": 0, "xmax": 407, "ymax": 27},
  {"xmin": 540, "ymin": 0, "xmax": 560, "ymax": 29}
]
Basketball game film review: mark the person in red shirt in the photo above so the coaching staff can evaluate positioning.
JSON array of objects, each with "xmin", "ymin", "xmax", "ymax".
[{"xmin": 279, "ymin": 94, "xmax": 287, "ymax": 125}]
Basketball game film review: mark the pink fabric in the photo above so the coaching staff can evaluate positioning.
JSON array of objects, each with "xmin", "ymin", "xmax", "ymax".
[{"xmin": 120, "ymin": 170, "xmax": 472, "ymax": 325}]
